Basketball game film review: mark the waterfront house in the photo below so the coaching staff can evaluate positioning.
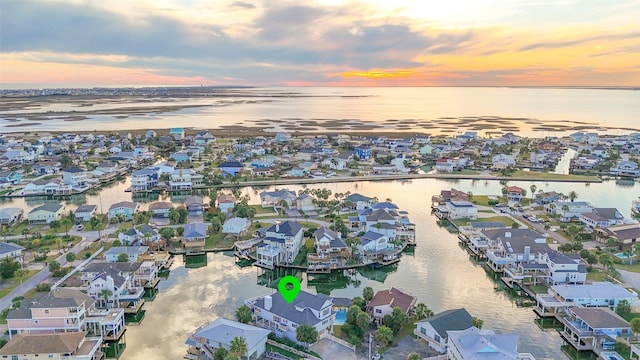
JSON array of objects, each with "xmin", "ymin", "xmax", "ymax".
[
  {"xmin": 256, "ymin": 221, "xmax": 303, "ymax": 267},
  {"xmin": 434, "ymin": 158, "xmax": 456, "ymax": 173},
  {"xmin": 367, "ymin": 287, "xmax": 416, "ymax": 324},
  {"xmin": 414, "ymin": 308, "xmax": 474, "ymax": 354},
  {"xmin": 170, "ymin": 128, "xmax": 185, "ymax": 141},
  {"xmin": 23, "ymin": 178, "xmax": 72, "ymax": 196},
  {"xmin": 83, "ymin": 263, "xmax": 145, "ymax": 312},
  {"xmin": 28, "ymin": 203, "xmax": 64, "ymax": 224},
  {"xmin": 446, "ymin": 327, "xmax": 533, "ymax": 360},
  {"xmin": 594, "ymin": 223, "xmax": 640, "ymax": 249},
  {"xmin": 535, "ymin": 191, "xmax": 562, "ymax": 205},
  {"xmin": 506, "ymin": 186, "xmax": 524, "ymax": 203},
  {"xmin": 185, "ymin": 318, "xmax": 270, "ymax": 360},
  {"xmin": 148, "ymin": 201, "xmax": 173, "ymax": 218},
  {"xmin": 359, "ymin": 231, "xmax": 391, "ymax": 255},
  {"xmin": 344, "ymin": 193, "xmax": 374, "ymax": 210},
  {"xmin": 105, "ymin": 246, "xmax": 150, "ymax": 263},
  {"xmin": 0, "ymin": 242, "xmax": 25, "ymax": 263},
  {"xmin": 74, "ymin": 204, "xmax": 97, "ymax": 222},
  {"xmin": 435, "ymin": 201, "xmax": 478, "ymax": 220},
  {"xmin": 62, "ymin": 167, "xmax": 89, "ymax": 191},
  {"xmin": 313, "ymin": 227, "xmax": 349, "ymax": 257},
  {"xmin": 492, "ymin": 154, "xmax": 516, "ymax": 169},
  {"xmin": 117, "ymin": 224, "xmax": 160, "ymax": 245},
  {"xmin": 431, "ymin": 188, "xmax": 469, "ymax": 207},
  {"xmin": 185, "ymin": 195, "xmax": 204, "ymax": 215},
  {"xmin": 217, "ymin": 161, "xmax": 244, "ymax": 177},
  {"xmin": 169, "ymin": 169, "xmax": 195, "ymax": 190},
  {"xmin": 131, "ymin": 168, "xmax": 159, "ymax": 192},
  {"xmin": 535, "ymin": 282, "xmax": 637, "ymax": 317},
  {"xmin": 0, "ymin": 207, "xmax": 23, "ymax": 225},
  {"xmin": 96, "ymin": 161, "xmax": 118, "ymax": 174},
  {"xmin": 0, "ymin": 332, "xmax": 103, "ymax": 360},
  {"xmin": 217, "ymin": 193, "xmax": 236, "ymax": 213},
  {"xmin": 170, "ymin": 151, "xmax": 192, "ymax": 163},
  {"xmin": 222, "ymin": 217, "xmax": 251, "ymax": 236},
  {"xmin": 544, "ymin": 201, "xmax": 594, "ymax": 222},
  {"xmin": 538, "ymin": 250, "xmax": 587, "ymax": 285},
  {"xmin": 295, "ymin": 193, "xmax": 316, "ymax": 212},
  {"xmin": 610, "ymin": 160, "xmax": 640, "ymax": 176},
  {"xmin": 183, "ymin": 223, "xmax": 208, "ymax": 249},
  {"xmin": 482, "ymin": 228, "xmax": 548, "ymax": 273},
  {"xmin": 0, "ymin": 170, "xmax": 22, "ymax": 184},
  {"xmin": 1, "ymin": 149, "xmax": 34, "ymax": 163},
  {"xmin": 246, "ymin": 290, "xmax": 335, "ymax": 343},
  {"xmin": 578, "ymin": 208, "xmax": 624, "ymax": 228},
  {"xmin": 107, "ymin": 201, "xmax": 139, "ymax": 222},
  {"xmin": 259, "ymin": 189, "xmax": 297, "ymax": 208},
  {"xmin": 560, "ymin": 307, "xmax": 631, "ymax": 353},
  {"xmin": 354, "ymin": 145, "xmax": 372, "ymax": 160}
]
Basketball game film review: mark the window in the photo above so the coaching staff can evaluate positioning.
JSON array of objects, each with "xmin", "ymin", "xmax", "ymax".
[
  {"xmin": 420, "ymin": 327, "xmax": 426, "ymax": 335},
  {"xmin": 434, "ymin": 335, "xmax": 441, "ymax": 342},
  {"xmin": 44, "ymin": 309, "xmax": 49, "ymax": 314},
  {"xmin": 375, "ymin": 309, "xmax": 382, "ymax": 314}
]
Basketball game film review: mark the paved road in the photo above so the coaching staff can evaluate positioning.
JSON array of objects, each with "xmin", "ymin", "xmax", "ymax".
[
  {"xmin": 0, "ymin": 224, "xmax": 118, "ymax": 312},
  {"xmin": 257, "ymin": 217, "xmax": 331, "ymax": 227}
]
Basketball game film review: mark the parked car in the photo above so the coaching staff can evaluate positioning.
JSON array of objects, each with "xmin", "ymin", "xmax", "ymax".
[{"xmin": 76, "ymin": 224, "xmax": 84, "ymax": 231}]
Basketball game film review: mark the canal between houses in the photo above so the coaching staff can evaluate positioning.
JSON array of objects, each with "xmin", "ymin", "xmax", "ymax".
[{"xmin": 2, "ymin": 177, "xmax": 639, "ymax": 359}]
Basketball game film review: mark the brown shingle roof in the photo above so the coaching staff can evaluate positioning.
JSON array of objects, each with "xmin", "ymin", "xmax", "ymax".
[
  {"xmin": 367, "ymin": 287, "xmax": 416, "ymax": 313},
  {"xmin": 0, "ymin": 332, "xmax": 86, "ymax": 355},
  {"xmin": 570, "ymin": 308, "xmax": 630, "ymax": 329}
]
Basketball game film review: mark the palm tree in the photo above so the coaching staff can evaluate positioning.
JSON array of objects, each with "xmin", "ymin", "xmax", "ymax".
[
  {"xmin": 568, "ymin": 190, "xmax": 578, "ymax": 202},
  {"xmin": 228, "ymin": 336, "xmax": 248, "ymax": 358},
  {"xmin": 99, "ymin": 289, "xmax": 113, "ymax": 308},
  {"xmin": 530, "ymin": 184, "xmax": 537, "ymax": 202},
  {"xmin": 414, "ymin": 303, "xmax": 433, "ymax": 319}
]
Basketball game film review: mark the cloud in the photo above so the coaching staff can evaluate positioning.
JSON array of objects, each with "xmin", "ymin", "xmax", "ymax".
[
  {"xmin": 519, "ymin": 31, "xmax": 640, "ymax": 51},
  {"xmin": 230, "ymin": 1, "xmax": 256, "ymax": 9}
]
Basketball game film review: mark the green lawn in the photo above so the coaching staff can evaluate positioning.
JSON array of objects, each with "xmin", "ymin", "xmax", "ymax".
[
  {"xmin": 265, "ymin": 344, "xmax": 303, "ymax": 360},
  {"xmin": 205, "ymin": 232, "xmax": 235, "ymax": 249},
  {"xmin": 249, "ymin": 205, "xmax": 278, "ymax": 215},
  {"xmin": 381, "ymin": 318, "xmax": 418, "ymax": 353},
  {"xmin": 615, "ymin": 261, "xmax": 640, "ymax": 273},
  {"xmin": 0, "ymin": 269, "xmax": 40, "ymax": 299},
  {"xmin": 471, "ymin": 195, "xmax": 496, "ymax": 207},
  {"xmin": 587, "ymin": 268, "xmax": 609, "ymax": 282},
  {"xmin": 529, "ymin": 284, "xmax": 549, "ymax": 294},
  {"xmin": 495, "ymin": 170, "xmax": 599, "ymax": 181},
  {"xmin": 452, "ymin": 216, "xmax": 515, "ymax": 227}
]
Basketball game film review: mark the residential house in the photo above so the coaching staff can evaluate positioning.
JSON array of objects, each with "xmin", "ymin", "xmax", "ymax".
[
  {"xmin": 579, "ymin": 208, "xmax": 624, "ymax": 228},
  {"xmin": 447, "ymin": 327, "xmax": 530, "ymax": 360},
  {"xmin": 414, "ymin": 308, "xmax": 474, "ymax": 353},
  {"xmin": 0, "ymin": 207, "xmax": 23, "ymax": 225},
  {"xmin": 28, "ymin": 203, "xmax": 64, "ymax": 224},
  {"xmin": 75, "ymin": 205, "xmax": 97, "ymax": 222},
  {"xmin": 256, "ymin": 221, "xmax": 303, "ymax": 267},
  {"xmin": 118, "ymin": 224, "xmax": 161, "ymax": 246},
  {"xmin": 185, "ymin": 195, "xmax": 204, "ymax": 215},
  {"xmin": 217, "ymin": 161, "xmax": 244, "ymax": 177},
  {"xmin": 170, "ymin": 151, "xmax": 192, "ymax": 163},
  {"xmin": 535, "ymin": 191, "xmax": 561, "ymax": 205},
  {"xmin": 492, "ymin": 154, "xmax": 516, "ymax": 169},
  {"xmin": 535, "ymin": 282, "xmax": 638, "ymax": 317},
  {"xmin": 84, "ymin": 263, "xmax": 145, "ymax": 312},
  {"xmin": 107, "ymin": 201, "xmax": 138, "ymax": 222},
  {"xmin": 435, "ymin": 201, "xmax": 478, "ymax": 220},
  {"xmin": 544, "ymin": 201, "xmax": 594, "ymax": 222},
  {"xmin": 0, "ymin": 242, "xmax": 25, "ymax": 263},
  {"xmin": 431, "ymin": 188, "xmax": 470, "ymax": 206},
  {"xmin": 217, "ymin": 193, "xmax": 236, "ymax": 213},
  {"xmin": 595, "ymin": 223, "xmax": 640, "ymax": 249},
  {"xmin": 0, "ymin": 170, "xmax": 22, "ymax": 184},
  {"xmin": 434, "ymin": 158, "xmax": 456, "ymax": 173},
  {"xmin": 354, "ymin": 145, "xmax": 372, "ymax": 160},
  {"xmin": 506, "ymin": 186, "xmax": 524, "ymax": 203},
  {"xmin": 246, "ymin": 290, "xmax": 335, "ymax": 342},
  {"xmin": 260, "ymin": 189, "xmax": 297, "ymax": 208},
  {"xmin": 222, "ymin": 217, "xmax": 251, "ymax": 236},
  {"xmin": 313, "ymin": 227, "xmax": 348, "ymax": 257},
  {"xmin": 185, "ymin": 318, "xmax": 270, "ymax": 360},
  {"xmin": 366, "ymin": 287, "xmax": 416, "ymax": 324},
  {"xmin": 145, "ymin": 130, "xmax": 157, "ymax": 139},
  {"xmin": 130, "ymin": 168, "xmax": 159, "ymax": 192},
  {"xmin": 359, "ymin": 231, "xmax": 391, "ymax": 254},
  {"xmin": 561, "ymin": 307, "xmax": 631, "ymax": 353},
  {"xmin": 538, "ymin": 250, "xmax": 587, "ymax": 285},
  {"xmin": 105, "ymin": 246, "xmax": 149, "ymax": 263},
  {"xmin": 610, "ymin": 160, "xmax": 639, "ymax": 176},
  {"xmin": 482, "ymin": 228, "xmax": 549, "ymax": 273},
  {"xmin": 183, "ymin": 223, "xmax": 208, "ymax": 249},
  {"xmin": 95, "ymin": 161, "xmax": 118, "ymax": 174},
  {"xmin": 170, "ymin": 128, "xmax": 185, "ymax": 141},
  {"xmin": 592, "ymin": 145, "xmax": 609, "ymax": 158},
  {"xmin": 1, "ymin": 150, "xmax": 34, "ymax": 163},
  {"xmin": 149, "ymin": 202, "xmax": 173, "ymax": 218},
  {"xmin": 0, "ymin": 332, "xmax": 103, "ymax": 360},
  {"xmin": 169, "ymin": 169, "xmax": 195, "ymax": 190},
  {"xmin": 295, "ymin": 193, "xmax": 316, "ymax": 212},
  {"xmin": 344, "ymin": 193, "xmax": 374, "ymax": 210},
  {"xmin": 62, "ymin": 167, "xmax": 89, "ymax": 191},
  {"xmin": 23, "ymin": 178, "xmax": 72, "ymax": 196}
]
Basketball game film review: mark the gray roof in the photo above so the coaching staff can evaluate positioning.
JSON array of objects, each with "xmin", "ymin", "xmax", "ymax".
[
  {"xmin": 447, "ymin": 327, "xmax": 519, "ymax": 360},
  {"xmin": 551, "ymin": 282, "xmax": 637, "ymax": 301},
  {"xmin": 367, "ymin": 209, "xmax": 396, "ymax": 222},
  {"xmin": 254, "ymin": 290, "xmax": 332, "ymax": 327},
  {"xmin": 344, "ymin": 193, "xmax": 374, "ymax": 203},
  {"xmin": 546, "ymin": 250, "xmax": 580, "ymax": 265},
  {"xmin": 481, "ymin": 228, "xmax": 545, "ymax": 243},
  {"xmin": 361, "ymin": 231, "xmax": 385, "ymax": 244},
  {"xmin": 75, "ymin": 204, "xmax": 96, "ymax": 213},
  {"xmin": 188, "ymin": 318, "xmax": 270, "ymax": 350},
  {"xmin": 265, "ymin": 221, "xmax": 302, "ymax": 237},
  {"xmin": 184, "ymin": 223, "xmax": 208, "ymax": 238},
  {"xmin": 0, "ymin": 242, "xmax": 25, "ymax": 255},
  {"xmin": 109, "ymin": 201, "xmax": 137, "ymax": 211},
  {"xmin": 469, "ymin": 222, "xmax": 506, "ymax": 229},
  {"xmin": 29, "ymin": 203, "xmax": 63, "ymax": 214},
  {"xmin": 0, "ymin": 208, "xmax": 22, "ymax": 218},
  {"xmin": 82, "ymin": 261, "xmax": 141, "ymax": 274},
  {"xmin": 7, "ymin": 289, "xmax": 95, "ymax": 320},
  {"xmin": 371, "ymin": 202, "xmax": 399, "ymax": 210},
  {"xmin": 148, "ymin": 202, "xmax": 173, "ymax": 211},
  {"xmin": 105, "ymin": 246, "xmax": 149, "ymax": 257},
  {"xmin": 185, "ymin": 195, "xmax": 204, "ymax": 207},
  {"xmin": 570, "ymin": 308, "xmax": 630, "ymax": 329},
  {"xmin": 416, "ymin": 308, "xmax": 474, "ymax": 338}
]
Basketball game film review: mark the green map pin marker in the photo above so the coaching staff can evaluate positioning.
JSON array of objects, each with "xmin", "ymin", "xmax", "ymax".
[{"xmin": 278, "ymin": 276, "xmax": 301, "ymax": 304}]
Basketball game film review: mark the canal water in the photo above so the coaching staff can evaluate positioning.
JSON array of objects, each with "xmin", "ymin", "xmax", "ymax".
[{"xmin": 2, "ymin": 178, "xmax": 639, "ymax": 359}]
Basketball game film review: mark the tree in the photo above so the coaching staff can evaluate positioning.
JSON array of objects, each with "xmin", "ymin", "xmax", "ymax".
[
  {"xmin": 112, "ymin": 239, "xmax": 122, "ymax": 247},
  {"xmin": 13, "ymin": 268, "xmax": 27, "ymax": 289},
  {"xmin": 530, "ymin": 184, "xmax": 537, "ymax": 202},
  {"xmin": 568, "ymin": 190, "xmax": 578, "ymax": 202},
  {"xmin": 351, "ymin": 296, "xmax": 366, "ymax": 311},
  {"xmin": 235, "ymin": 305, "xmax": 252, "ymax": 324},
  {"xmin": 383, "ymin": 307, "xmax": 409, "ymax": 334},
  {"xmin": 296, "ymin": 324, "xmax": 318, "ymax": 348},
  {"xmin": 99, "ymin": 289, "xmax": 113, "ymax": 308},
  {"xmin": 616, "ymin": 299, "xmax": 631, "ymax": 318},
  {"xmin": 472, "ymin": 316, "xmax": 484, "ymax": 329},
  {"xmin": 48, "ymin": 261, "xmax": 61, "ymax": 274},
  {"xmin": 407, "ymin": 353, "xmax": 421, "ymax": 360},
  {"xmin": 414, "ymin": 303, "xmax": 433, "ymax": 319},
  {"xmin": 213, "ymin": 347, "xmax": 229, "ymax": 360},
  {"xmin": 375, "ymin": 325, "xmax": 394, "ymax": 348},
  {"xmin": 160, "ymin": 227, "xmax": 175, "ymax": 241},
  {"xmin": 362, "ymin": 286, "xmax": 374, "ymax": 302},
  {"xmin": 347, "ymin": 305, "xmax": 361, "ymax": 324},
  {"xmin": 117, "ymin": 253, "xmax": 129, "ymax": 262},
  {"xmin": 631, "ymin": 318, "xmax": 640, "ymax": 336},
  {"xmin": 355, "ymin": 311, "xmax": 370, "ymax": 335},
  {"xmin": 60, "ymin": 154, "xmax": 72, "ymax": 168},
  {"xmin": 228, "ymin": 336, "xmax": 248, "ymax": 358},
  {"xmin": 66, "ymin": 252, "xmax": 76, "ymax": 263},
  {"xmin": 0, "ymin": 258, "xmax": 20, "ymax": 279}
]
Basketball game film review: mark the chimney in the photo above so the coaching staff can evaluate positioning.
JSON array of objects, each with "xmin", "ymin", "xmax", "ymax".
[
  {"xmin": 275, "ymin": 221, "xmax": 281, "ymax": 232},
  {"xmin": 524, "ymin": 246, "xmax": 530, "ymax": 262},
  {"xmin": 265, "ymin": 295, "xmax": 272, "ymax": 310},
  {"xmin": 505, "ymin": 231, "xmax": 511, "ymax": 238}
]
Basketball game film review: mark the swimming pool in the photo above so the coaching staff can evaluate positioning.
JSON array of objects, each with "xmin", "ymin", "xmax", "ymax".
[
  {"xmin": 615, "ymin": 252, "xmax": 630, "ymax": 259},
  {"xmin": 335, "ymin": 309, "xmax": 347, "ymax": 325}
]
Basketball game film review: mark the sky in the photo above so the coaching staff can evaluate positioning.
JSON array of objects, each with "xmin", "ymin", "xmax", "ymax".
[{"xmin": 1, "ymin": 0, "xmax": 639, "ymax": 87}]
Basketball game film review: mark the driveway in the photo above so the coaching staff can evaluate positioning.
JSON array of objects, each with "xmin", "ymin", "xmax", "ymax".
[
  {"xmin": 311, "ymin": 338, "xmax": 362, "ymax": 360},
  {"xmin": 381, "ymin": 336, "xmax": 439, "ymax": 360}
]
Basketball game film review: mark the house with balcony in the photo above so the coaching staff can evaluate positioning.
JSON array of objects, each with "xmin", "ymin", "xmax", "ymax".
[
  {"xmin": 354, "ymin": 145, "xmax": 371, "ymax": 160},
  {"xmin": 170, "ymin": 127, "xmax": 185, "ymax": 140},
  {"xmin": 130, "ymin": 168, "xmax": 159, "ymax": 192},
  {"xmin": 595, "ymin": 223, "xmax": 640, "ymax": 250},
  {"xmin": 23, "ymin": 178, "xmax": 72, "ymax": 195},
  {"xmin": 561, "ymin": 307, "xmax": 631, "ymax": 355},
  {"xmin": 169, "ymin": 169, "xmax": 196, "ymax": 190},
  {"xmin": 256, "ymin": 221, "xmax": 303, "ymax": 268},
  {"xmin": 107, "ymin": 201, "xmax": 138, "ymax": 222},
  {"xmin": 435, "ymin": 201, "xmax": 478, "ymax": 220},
  {"xmin": 83, "ymin": 263, "xmax": 145, "ymax": 315},
  {"xmin": 343, "ymin": 193, "xmax": 374, "ymax": 210},
  {"xmin": 259, "ymin": 189, "xmax": 297, "ymax": 208},
  {"xmin": 222, "ymin": 217, "xmax": 251, "ymax": 237},
  {"xmin": 185, "ymin": 318, "xmax": 270, "ymax": 360},
  {"xmin": 492, "ymin": 154, "xmax": 516, "ymax": 169},
  {"xmin": 535, "ymin": 282, "xmax": 638, "ymax": 317},
  {"xmin": 0, "ymin": 332, "xmax": 103, "ymax": 360},
  {"xmin": 217, "ymin": 193, "xmax": 237, "ymax": 213},
  {"xmin": 0, "ymin": 207, "xmax": 23, "ymax": 225},
  {"xmin": 105, "ymin": 246, "xmax": 149, "ymax": 263},
  {"xmin": 539, "ymin": 250, "xmax": 587, "ymax": 285},
  {"xmin": 75, "ymin": 205, "xmax": 97, "ymax": 222},
  {"xmin": 544, "ymin": 201, "xmax": 594, "ymax": 222},
  {"xmin": 610, "ymin": 160, "xmax": 639, "ymax": 176},
  {"xmin": 217, "ymin": 161, "xmax": 244, "ymax": 177},
  {"xmin": 414, "ymin": 308, "xmax": 474, "ymax": 353},
  {"xmin": 307, "ymin": 227, "xmax": 350, "ymax": 271},
  {"xmin": 148, "ymin": 201, "xmax": 173, "ymax": 218},
  {"xmin": 1, "ymin": 150, "xmax": 34, "ymax": 163},
  {"xmin": 185, "ymin": 195, "xmax": 205, "ymax": 215},
  {"xmin": 367, "ymin": 287, "xmax": 416, "ymax": 324},
  {"xmin": 183, "ymin": 223, "xmax": 208, "ymax": 250},
  {"xmin": 447, "ymin": 327, "xmax": 534, "ymax": 360},
  {"xmin": 506, "ymin": 186, "xmax": 524, "ymax": 204},
  {"xmin": 0, "ymin": 242, "xmax": 26, "ymax": 264},
  {"xmin": 62, "ymin": 167, "xmax": 89, "ymax": 192},
  {"xmin": 245, "ymin": 290, "xmax": 335, "ymax": 343},
  {"xmin": 481, "ymin": 228, "xmax": 548, "ymax": 274},
  {"xmin": 28, "ymin": 203, "xmax": 64, "ymax": 224},
  {"xmin": 579, "ymin": 208, "xmax": 624, "ymax": 228}
]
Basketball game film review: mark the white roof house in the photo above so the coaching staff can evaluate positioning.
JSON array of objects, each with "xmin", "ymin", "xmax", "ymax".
[
  {"xmin": 447, "ymin": 327, "xmax": 529, "ymax": 360},
  {"xmin": 186, "ymin": 318, "xmax": 270, "ymax": 360}
]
